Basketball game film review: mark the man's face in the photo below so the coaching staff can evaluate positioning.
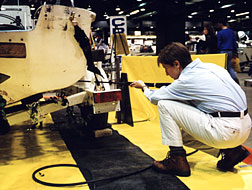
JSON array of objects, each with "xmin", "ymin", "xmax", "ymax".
[{"xmin": 162, "ymin": 61, "xmax": 182, "ymax": 79}]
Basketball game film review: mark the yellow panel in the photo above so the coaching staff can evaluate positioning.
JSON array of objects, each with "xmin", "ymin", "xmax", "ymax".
[
  {"xmin": 122, "ymin": 53, "xmax": 227, "ymax": 84},
  {"xmin": 191, "ymin": 53, "xmax": 227, "ymax": 69},
  {"xmin": 122, "ymin": 56, "xmax": 173, "ymax": 83}
]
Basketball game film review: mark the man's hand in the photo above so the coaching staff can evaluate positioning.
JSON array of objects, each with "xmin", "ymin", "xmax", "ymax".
[
  {"xmin": 70, "ymin": 12, "xmax": 78, "ymax": 26},
  {"xmin": 130, "ymin": 80, "xmax": 147, "ymax": 90}
]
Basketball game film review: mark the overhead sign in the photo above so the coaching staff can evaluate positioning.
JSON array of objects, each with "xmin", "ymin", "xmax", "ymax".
[{"xmin": 110, "ymin": 16, "xmax": 127, "ymax": 35}]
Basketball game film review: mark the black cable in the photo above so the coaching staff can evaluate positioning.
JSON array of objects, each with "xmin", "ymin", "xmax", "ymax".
[
  {"xmin": 109, "ymin": 119, "xmax": 150, "ymax": 125},
  {"xmin": 0, "ymin": 13, "xmax": 25, "ymax": 29},
  {"xmin": 32, "ymin": 163, "xmax": 153, "ymax": 187},
  {"xmin": 0, "ymin": 13, "xmax": 15, "ymax": 21},
  {"xmin": 186, "ymin": 149, "xmax": 198, "ymax": 156}
]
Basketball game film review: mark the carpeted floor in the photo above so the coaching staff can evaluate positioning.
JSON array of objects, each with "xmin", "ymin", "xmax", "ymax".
[{"xmin": 51, "ymin": 109, "xmax": 189, "ymax": 190}]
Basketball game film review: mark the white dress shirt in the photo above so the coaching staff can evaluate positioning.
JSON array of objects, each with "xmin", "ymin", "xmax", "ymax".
[{"xmin": 144, "ymin": 58, "xmax": 247, "ymax": 113}]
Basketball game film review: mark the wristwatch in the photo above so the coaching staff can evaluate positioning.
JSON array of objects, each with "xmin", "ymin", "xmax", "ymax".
[{"xmin": 142, "ymin": 85, "xmax": 148, "ymax": 92}]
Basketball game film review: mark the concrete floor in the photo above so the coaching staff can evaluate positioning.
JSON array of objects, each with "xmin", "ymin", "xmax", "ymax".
[{"xmin": 238, "ymin": 72, "xmax": 252, "ymax": 149}]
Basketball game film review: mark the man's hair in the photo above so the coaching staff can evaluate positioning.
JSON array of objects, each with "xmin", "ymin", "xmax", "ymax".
[
  {"xmin": 157, "ymin": 42, "xmax": 192, "ymax": 68},
  {"xmin": 217, "ymin": 18, "xmax": 227, "ymax": 26}
]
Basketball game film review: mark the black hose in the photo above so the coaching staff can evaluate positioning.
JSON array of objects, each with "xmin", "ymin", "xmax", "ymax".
[
  {"xmin": 32, "ymin": 164, "xmax": 153, "ymax": 187},
  {"xmin": 0, "ymin": 13, "xmax": 25, "ymax": 29},
  {"xmin": 186, "ymin": 149, "xmax": 198, "ymax": 156}
]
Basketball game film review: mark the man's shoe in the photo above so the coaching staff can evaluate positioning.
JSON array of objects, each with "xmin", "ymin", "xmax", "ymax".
[
  {"xmin": 217, "ymin": 145, "xmax": 250, "ymax": 171},
  {"xmin": 153, "ymin": 151, "xmax": 191, "ymax": 177}
]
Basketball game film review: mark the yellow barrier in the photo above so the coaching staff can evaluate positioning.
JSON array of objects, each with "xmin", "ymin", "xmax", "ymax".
[
  {"xmin": 121, "ymin": 54, "xmax": 227, "ymax": 122},
  {"xmin": 192, "ymin": 54, "xmax": 227, "ymax": 68},
  {"xmin": 122, "ymin": 54, "xmax": 227, "ymax": 84}
]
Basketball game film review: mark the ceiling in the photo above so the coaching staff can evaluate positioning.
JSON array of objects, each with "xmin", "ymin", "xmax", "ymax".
[
  {"xmin": 73, "ymin": 0, "xmax": 251, "ymax": 31},
  {"xmin": 1, "ymin": 0, "xmax": 251, "ymax": 32}
]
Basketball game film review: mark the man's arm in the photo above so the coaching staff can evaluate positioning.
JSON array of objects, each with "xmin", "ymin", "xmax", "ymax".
[
  {"xmin": 130, "ymin": 80, "xmax": 179, "ymax": 105},
  {"xmin": 130, "ymin": 80, "xmax": 147, "ymax": 91}
]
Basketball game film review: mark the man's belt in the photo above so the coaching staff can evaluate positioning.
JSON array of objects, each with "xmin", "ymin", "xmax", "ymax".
[{"xmin": 209, "ymin": 109, "xmax": 248, "ymax": 117}]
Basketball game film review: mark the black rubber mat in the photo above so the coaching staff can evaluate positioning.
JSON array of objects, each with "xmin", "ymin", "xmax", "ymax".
[{"xmin": 51, "ymin": 108, "xmax": 189, "ymax": 190}]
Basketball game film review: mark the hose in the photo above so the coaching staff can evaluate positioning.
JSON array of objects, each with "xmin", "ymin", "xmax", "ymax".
[
  {"xmin": 32, "ymin": 150, "xmax": 198, "ymax": 187},
  {"xmin": 32, "ymin": 164, "xmax": 152, "ymax": 187}
]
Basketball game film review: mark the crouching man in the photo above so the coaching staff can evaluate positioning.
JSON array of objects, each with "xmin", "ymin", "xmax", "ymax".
[{"xmin": 130, "ymin": 42, "xmax": 252, "ymax": 177}]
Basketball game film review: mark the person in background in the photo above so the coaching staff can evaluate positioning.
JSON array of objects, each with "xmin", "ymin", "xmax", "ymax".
[
  {"xmin": 217, "ymin": 20, "xmax": 239, "ymax": 84},
  {"xmin": 130, "ymin": 42, "xmax": 251, "ymax": 177},
  {"xmin": 202, "ymin": 23, "xmax": 218, "ymax": 54},
  {"xmin": 94, "ymin": 35, "xmax": 108, "ymax": 54},
  {"xmin": 232, "ymin": 53, "xmax": 241, "ymax": 73}
]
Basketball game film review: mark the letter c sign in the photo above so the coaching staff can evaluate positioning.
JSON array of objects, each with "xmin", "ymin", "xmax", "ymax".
[{"xmin": 110, "ymin": 16, "xmax": 127, "ymax": 35}]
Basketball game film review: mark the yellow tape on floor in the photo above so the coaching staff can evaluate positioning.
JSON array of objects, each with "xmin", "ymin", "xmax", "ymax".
[{"xmin": 109, "ymin": 54, "xmax": 252, "ymax": 190}]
